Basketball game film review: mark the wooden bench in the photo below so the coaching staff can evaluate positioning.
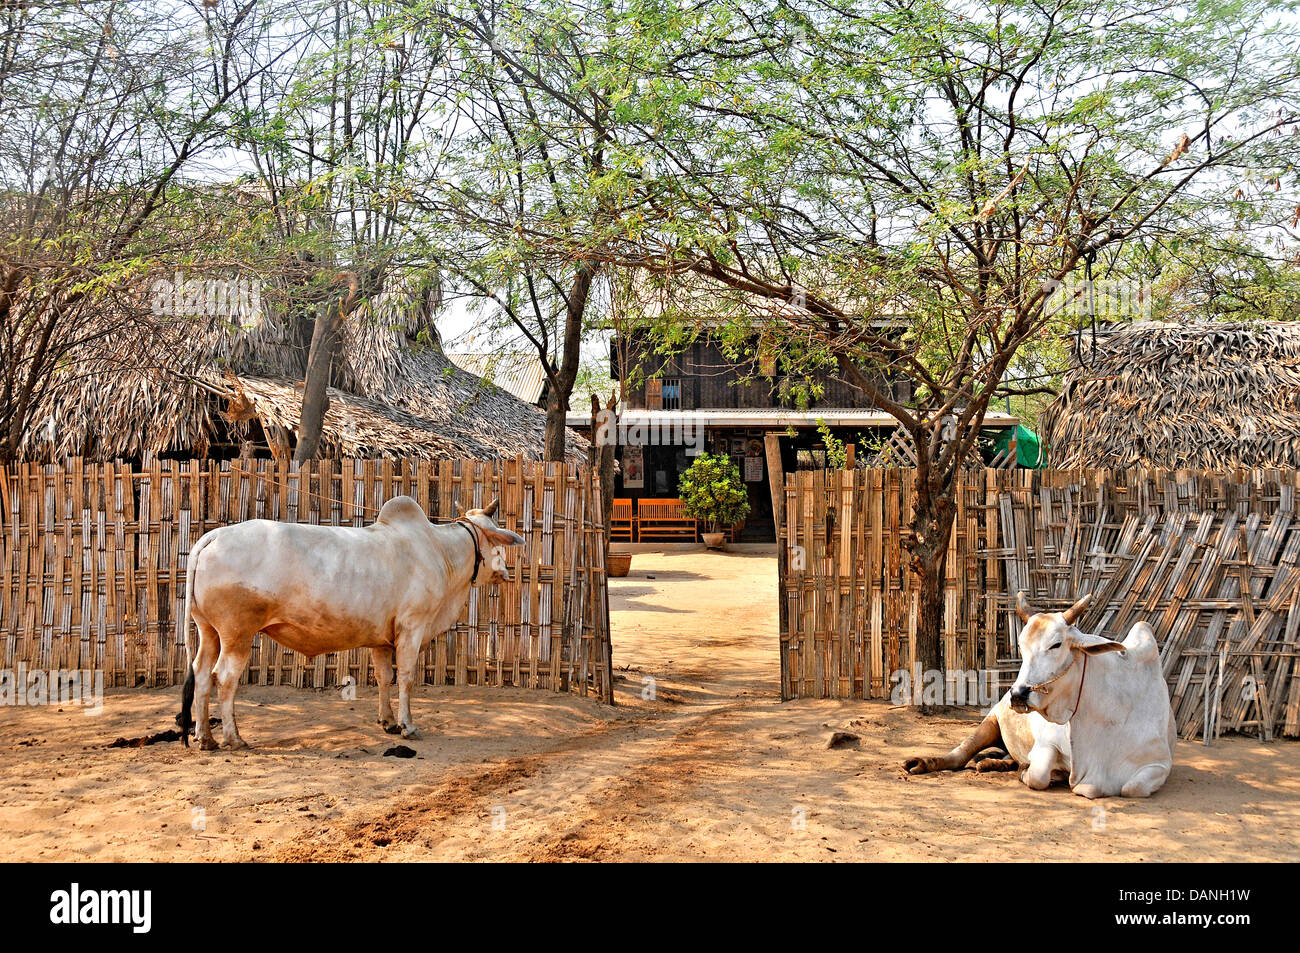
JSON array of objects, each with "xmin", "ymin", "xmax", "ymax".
[
  {"xmin": 636, "ymin": 498, "xmax": 697, "ymax": 541},
  {"xmin": 610, "ymin": 498, "xmax": 635, "ymax": 542}
]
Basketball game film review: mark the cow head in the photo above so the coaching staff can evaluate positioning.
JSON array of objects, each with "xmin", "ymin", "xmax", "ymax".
[
  {"xmin": 1008, "ymin": 592, "xmax": 1125, "ymax": 722},
  {"xmin": 460, "ymin": 499, "xmax": 525, "ymax": 584}
]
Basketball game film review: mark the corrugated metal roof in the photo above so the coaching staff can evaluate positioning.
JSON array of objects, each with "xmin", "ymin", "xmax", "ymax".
[{"xmin": 447, "ymin": 352, "xmax": 548, "ymax": 405}]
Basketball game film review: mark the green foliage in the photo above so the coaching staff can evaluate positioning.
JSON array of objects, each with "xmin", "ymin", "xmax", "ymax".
[
  {"xmin": 678, "ymin": 453, "xmax": 750, "ymax": 532},
  {"xmin": 815, "ymin": 420, "xmax": 848, "ymax": 470},
  {"xmin": 572, "ymin": 355, "xmax": 613, "ymax": 408},
  {"xmin": 609, "ymin": 0, "xmax": 1300, "ymax": 455}
]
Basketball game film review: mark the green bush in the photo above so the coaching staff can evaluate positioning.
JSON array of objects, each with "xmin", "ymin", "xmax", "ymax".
[{"xmin": 678, "ymin": 452, "xmax": 750, "ymax": 533}]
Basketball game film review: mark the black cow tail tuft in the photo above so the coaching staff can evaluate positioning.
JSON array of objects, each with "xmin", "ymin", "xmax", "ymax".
[{"xmin": 179, "ymin": 661, "xmax": 195, "ymax": 746}]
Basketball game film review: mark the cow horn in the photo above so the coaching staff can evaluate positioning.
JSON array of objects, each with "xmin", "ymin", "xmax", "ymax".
[
  {"xmin": 1015, "ymin": 591, "xmax": 1033, "ymax": 623},
  {"xmin": 1061, "ymin": 592, "xmax": 1092, "ymax": 625},
  {"xmin": 484, "ymin": 498, "xmax": 499, "ymax": 517},
  {"xmin": 452, "ymin": 501, "xmax": 463, "ymax": 517}
]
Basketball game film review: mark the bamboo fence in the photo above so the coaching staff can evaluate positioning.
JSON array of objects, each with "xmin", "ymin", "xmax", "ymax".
[
  {"xmin": 0, "ymin": 457, "xmax": 613, "ymax": 702},
  {"xmin": 780, "ymin": 467, "xmax": 1300, "ymax": 739}
]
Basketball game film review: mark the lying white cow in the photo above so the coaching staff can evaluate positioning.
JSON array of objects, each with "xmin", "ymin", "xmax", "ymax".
[
  {"xmin": 177, "ymin": 497, "xmax": 524, "ymax": 750},
  {"xmin": 904, "ymin": 592, "xmax": 1177, "ymax": 798}
]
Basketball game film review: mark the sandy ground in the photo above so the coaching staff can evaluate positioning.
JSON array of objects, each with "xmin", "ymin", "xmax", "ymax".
[{"xmin": 2, "ymin": 548, "xmax": 1299, "ymax": 862}]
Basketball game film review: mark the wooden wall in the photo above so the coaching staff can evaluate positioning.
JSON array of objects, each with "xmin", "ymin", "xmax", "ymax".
[
  {"xmin": 779, "ymin": 467, "xmax": 1300, "ymax": 739},
  {"xmin": 0, "ymin": 457, "xmax": 612, "ymax": 702},
  {"xmin": 620, "ymin": 335, "xmax": 906, "ymax": 410}
]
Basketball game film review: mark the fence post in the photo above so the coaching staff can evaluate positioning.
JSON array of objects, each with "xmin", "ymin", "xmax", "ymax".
[{"xmin": 764, "ymin": 432, "xmax": 789, "ymax": 699}]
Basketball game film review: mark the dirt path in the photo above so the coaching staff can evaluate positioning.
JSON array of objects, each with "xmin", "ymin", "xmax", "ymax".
[{"xmin": 2, "ymin": 548, "xmax": 1299, "ymax": 861}]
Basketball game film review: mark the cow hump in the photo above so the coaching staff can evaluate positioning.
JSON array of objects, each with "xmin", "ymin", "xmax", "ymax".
[
  {"xmin": 375, "ymin": 495, "xmax": 429, "ymax": 526},
  {"xmin": 1121, "ymin": 621, "xmax": 1159, "ymax": 663}
]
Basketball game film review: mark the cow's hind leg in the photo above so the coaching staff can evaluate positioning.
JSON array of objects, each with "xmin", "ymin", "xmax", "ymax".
[
  {"xmin": 192, "ymin": 620, "xmax": 221, "ymax": 751},
  {"xmin": 904, "ymin": 712, "xmax": 1003, "ymax": 774},
  {"xmin": 214, "ymin": 635, "xmax": 253, "ymax": 749},
  {"xmin": 372, "ymin": 645, "xmax": 399, "ymax": 734},
  {"xmin": 975, "ymin": 756, "xmax": 1019, "ymax": 773},
  {"xmin": 1120, "ymin": 762, "xmax": 1170, "ymax": 798},
  {"xmin": 395, "ymin": 636, "xmax": 423, "ymax": 740}
]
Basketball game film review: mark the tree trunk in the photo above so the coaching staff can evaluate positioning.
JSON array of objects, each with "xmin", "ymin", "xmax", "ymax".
[
  {"xmin": 544, "ymin": 386, "xmax": 571, "ymax": 462},
  {"xmin": 912, "ymin": 536, "xmax": 947, "ymax": 705},
  {"xmin": 594, "ymin": 393, "xmax": 616, "ymax": 548},
  {"xmin": 294, "ymin": 273, "xmax": 360, "ymax": 464},
  {"xmin": 906, "ymin": 425, "xmax": 960, "ymax": 712},
  {"xmin": 293, "ymin": 303, "xmax": 342, "ymax": 463},
  {"xmin": 543, "ymin": 261, "xmax": 597, "ymax": 462},
  {"xmin": 1, "ymin": 304, "xmax": 64, "ymax": 463}
]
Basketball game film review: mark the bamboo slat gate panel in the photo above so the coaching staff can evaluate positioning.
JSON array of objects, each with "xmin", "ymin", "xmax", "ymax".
[
  {"xmin": 0, "ymin": 457, "xmax": 612, "ymax": 703},
  {"xmin": 779, "ymin": 468, "xmax": 1300, "ymax": 739}
]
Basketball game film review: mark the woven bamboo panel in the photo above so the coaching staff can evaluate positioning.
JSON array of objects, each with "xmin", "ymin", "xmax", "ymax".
[
  {"xmin": 0, "ymin": 457, "xmax": 612, "ymax": 702},
  {"xmin": 780, "ymin": 467, "xmax": 1300, "ymax": 738}
]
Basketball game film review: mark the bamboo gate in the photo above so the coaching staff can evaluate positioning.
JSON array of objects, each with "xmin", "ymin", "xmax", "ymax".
[
  {"xmin": 0, "ymin": 457, "xmax": 613, "ymax": 702},
  {"xmin": 779, "ymin": 467, "xmax": 1300, "ymax": 739}
]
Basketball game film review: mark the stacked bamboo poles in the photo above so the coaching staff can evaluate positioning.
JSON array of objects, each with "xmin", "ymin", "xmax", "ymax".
[{"xmin": 780, "ymin": 467, "xmax": 1300, "ymax": 739}]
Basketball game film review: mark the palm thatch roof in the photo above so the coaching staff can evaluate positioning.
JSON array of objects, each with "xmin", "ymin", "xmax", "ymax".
[
  {"xmin": 1039, "ymin": 322, "xmax": 1300, "ymax": 469},
  {"xmin": 18, "ymin": 274, "xmax": 586, "ymax": 463},
  {"xmin": 230, "ymin": 375, "xmax": 463, "ymax": 459}
]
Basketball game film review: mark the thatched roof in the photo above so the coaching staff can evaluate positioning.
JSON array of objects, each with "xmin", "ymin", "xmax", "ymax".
[
  {"xmin": 231, "ymin": 375, "xmax": 464, "ymax": 459},
  {"xmin": 19, "ymin": 274, "xmax": 587, "ymax": 463},
  {"xmin": 1039, "ymin": 322, "xmax": 1300, "ymax": 469}
]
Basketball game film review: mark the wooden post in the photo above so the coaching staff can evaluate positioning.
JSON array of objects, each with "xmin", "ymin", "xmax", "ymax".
[{"xmin": 764, "ymin": 432, "xmax": 790, "ymax": 699}]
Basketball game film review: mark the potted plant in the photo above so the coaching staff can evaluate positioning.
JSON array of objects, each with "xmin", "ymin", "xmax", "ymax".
[{"xmin": 679, "ymin": 452, "xmax": 751, "ymax": 550}]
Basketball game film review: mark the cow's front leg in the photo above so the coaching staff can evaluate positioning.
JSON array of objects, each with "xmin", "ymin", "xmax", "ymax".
[
  {"xmin": 214, "ymin": 640, "xmax": 252, "ymax": 749},
  {"xmin": 1020, "ymin": 742, "xmax": 1062, "ymax": 790},
  {"xmin": 395, "ymin": 636, "xmax": 423, "ymax": 740},
  {"xmin": 372, "ymin": 646, "xmax": 399, "ymax": 734}
]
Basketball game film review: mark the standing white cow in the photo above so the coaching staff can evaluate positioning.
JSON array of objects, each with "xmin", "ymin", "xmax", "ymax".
[
  {"xmin": 904, "ymin": 592, "xmax": 1177, "ymax": 798},
  {"xmin": 177, "ymin": 496, "xmax": 524, "ymax": 750}
]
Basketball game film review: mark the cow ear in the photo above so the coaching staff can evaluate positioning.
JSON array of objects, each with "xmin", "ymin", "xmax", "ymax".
[
  {"xmin": 1068, "ymin": 630, "xmax": 1126, "ymax": 656},
  {"xmin": 481, "ymin": 526, "xmax": 524, "ymax": 546},
  {"xmin": 1015, "ymin": 590, "xmax": 1033, "ymax": 623}
]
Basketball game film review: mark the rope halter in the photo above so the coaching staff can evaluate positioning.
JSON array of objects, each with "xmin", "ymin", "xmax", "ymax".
[
  {"xmin": 454, "ymin": 519, "xmax": 485, "ymax": 584},
  {"xmin": 1030, "ymin": 650, "xmax": 1089, "ymax": 720},
  {"xmin": 1029, "ymin": 652, "xmax": 1078, "ymax": 695}
]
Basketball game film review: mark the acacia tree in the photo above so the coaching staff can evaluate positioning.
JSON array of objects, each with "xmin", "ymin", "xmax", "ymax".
[
  {"xmin": 605, "ymin": 0, "xmax": 1300, "ymax": 683},
  {"xmin": 1142, "ymin": 237, "xmax": 1300, "ymax": 323},
  {"xmin": 415, "ymin": 0, "xmax": 630, "ymax": 460},
  {"xmin": 0, "ymin": 1, "xmax": 270, "ymax": 460},
  {"xmin": 223, "ymin": 0, "xmax": 449, "ymax": 461}
]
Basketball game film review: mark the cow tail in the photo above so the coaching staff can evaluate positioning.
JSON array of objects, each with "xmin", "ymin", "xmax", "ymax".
[{"xmin": 177, "ymin": 533, "xmax": 208, "ymax": 746}]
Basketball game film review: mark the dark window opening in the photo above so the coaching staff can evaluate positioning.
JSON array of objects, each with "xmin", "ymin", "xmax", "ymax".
[{"xmin": 661, "ymin": 378, "xmax": 682, "ymax": 410}]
